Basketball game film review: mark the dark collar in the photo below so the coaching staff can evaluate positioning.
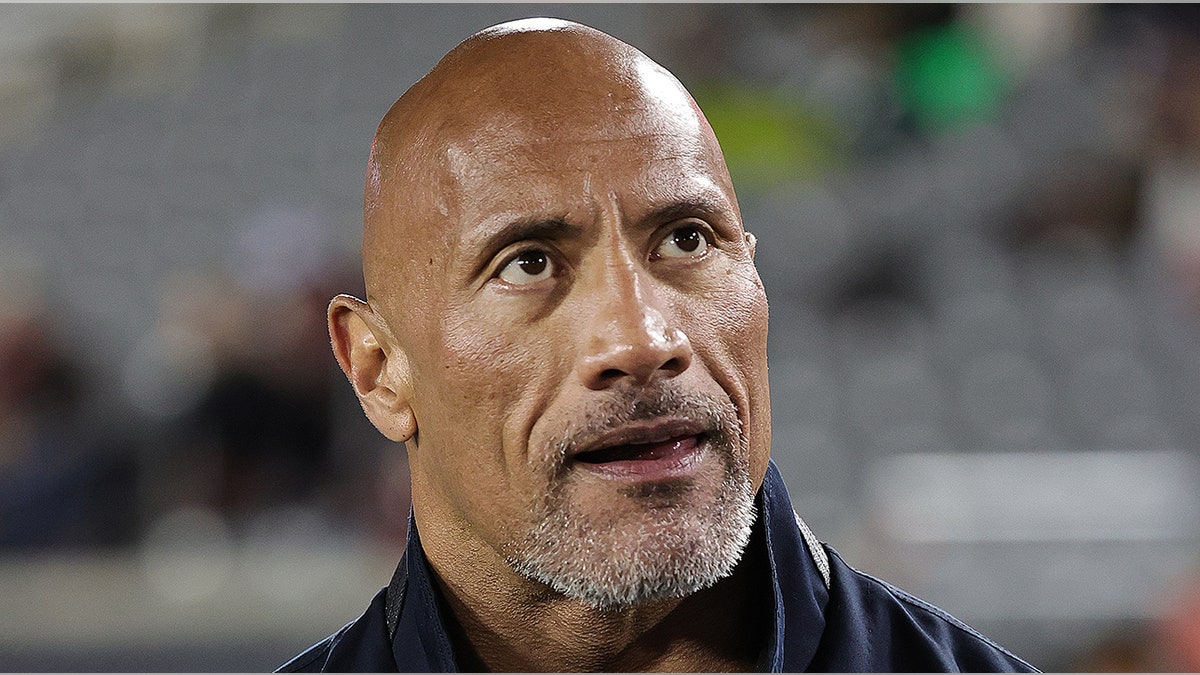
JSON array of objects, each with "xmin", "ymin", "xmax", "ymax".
[
  {"xmin": 758, "ymin": 460, "xmax": 831, "ymax": 671},
  {"xmin": 386, "ymin": 460, "xmax": 830, "ymax": 672}
]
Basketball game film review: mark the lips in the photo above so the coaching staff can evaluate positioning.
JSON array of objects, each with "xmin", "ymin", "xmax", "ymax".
[
  {"xmin": 574, "ymin": 434, "xmax": 700, "ymax": 464},
  {"xmin": 569, "ymin": 420, "xmax": 707, "ymax": 480}
]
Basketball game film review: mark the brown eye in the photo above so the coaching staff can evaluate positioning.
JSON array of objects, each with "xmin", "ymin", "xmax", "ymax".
[
  {"xmin": 656, "ymin": 225, "xmax": 709, "ymax": 259},
  {"xmin": 498, "ymin": 249, "xmax": 553, "ymax": 285}
]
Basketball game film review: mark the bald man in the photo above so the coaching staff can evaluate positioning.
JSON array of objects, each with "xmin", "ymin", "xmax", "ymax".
[{"xmin": 279, "ymin": 19, "xmax": 1036, "ymax": 673}]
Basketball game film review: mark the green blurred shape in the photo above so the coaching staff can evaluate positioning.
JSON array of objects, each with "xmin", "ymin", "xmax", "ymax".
[
  {"xmin": 693, "ymin": 84, "xmax": 842, "ymax": 191},
  {"xmin": 894, "ymin": 23, "xmax": 1004, "ymax": 133}
]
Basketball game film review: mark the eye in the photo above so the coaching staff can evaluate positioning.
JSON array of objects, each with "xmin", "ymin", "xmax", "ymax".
[
  {"xmin": 655, "ymin": 224, "xmax": 709, "ymax": 259},
  {"xmin": 497, "ymin": 249, "xmax": 554, "ymax": 285}
]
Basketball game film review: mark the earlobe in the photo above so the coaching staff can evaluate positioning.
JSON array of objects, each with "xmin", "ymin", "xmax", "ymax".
[{"xmin": 328, "ymin": 294, "xmax": 417, "ymax": 443}]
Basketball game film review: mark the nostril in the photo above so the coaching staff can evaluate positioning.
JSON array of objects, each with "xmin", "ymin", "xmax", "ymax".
[
  {"xmin": 599, "ymin": 368, "xmax": 625, "ymax": 382},
  {"xmin": 662, "ymin": 356, "xmax": 686, "ymax": 374}
]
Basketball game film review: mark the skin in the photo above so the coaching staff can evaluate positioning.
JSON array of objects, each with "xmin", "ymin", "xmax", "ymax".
[{"xmin": 328, "ymin": 19, "xmax": 773, "ymax": 672}]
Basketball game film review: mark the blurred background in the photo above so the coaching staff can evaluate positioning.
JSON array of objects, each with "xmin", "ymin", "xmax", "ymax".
[{"xmin": 3, "ymin": 3, "xmax": 1200, "ymax": 671}]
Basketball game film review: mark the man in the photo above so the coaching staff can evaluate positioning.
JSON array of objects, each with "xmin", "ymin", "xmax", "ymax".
[{"xmin": 280, "ymin": 18, "xmax": 1036, "ymax": 673}]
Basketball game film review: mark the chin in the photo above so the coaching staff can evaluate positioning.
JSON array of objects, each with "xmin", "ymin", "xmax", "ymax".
[{"xmin": 508, "ymin": 437, "xmax": 756, "ymax": 610}]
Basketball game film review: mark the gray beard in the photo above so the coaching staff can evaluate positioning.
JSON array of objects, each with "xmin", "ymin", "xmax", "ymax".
[{"xmin": 506, "ymin": 387, "xmax": 757, "ymax": 611}]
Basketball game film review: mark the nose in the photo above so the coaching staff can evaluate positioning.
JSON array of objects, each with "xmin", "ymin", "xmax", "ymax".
[{"xmin": 577, "ymin": 261, "xmax": 693, "ymax": 390}]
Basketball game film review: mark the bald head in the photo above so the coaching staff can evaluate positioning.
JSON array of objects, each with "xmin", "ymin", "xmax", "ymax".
[{"xmin": 361, "ymin": 19, "xmax": 733, "ymax": 324}]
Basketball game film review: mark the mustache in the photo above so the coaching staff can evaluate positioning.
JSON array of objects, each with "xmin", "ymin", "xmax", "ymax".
[{"xmin": 542, "ymin": 383, "xmax": 742, "ymax": 474}]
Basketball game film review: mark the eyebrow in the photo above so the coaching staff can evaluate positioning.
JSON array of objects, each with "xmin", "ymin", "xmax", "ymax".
[
  {"xmin": 465, "ymin": 215, "xmax": 583, "ymax": 274},
  {"xmin": 643, "ymin": 195, "xmax": 733, "ymax": 226},
  {"xmin": 461, "ymin": 193, "xmax": 736, "ymax": 278}
]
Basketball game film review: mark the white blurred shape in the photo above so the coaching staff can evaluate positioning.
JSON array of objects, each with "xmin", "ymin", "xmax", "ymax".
[
  {"xmin": 967, "ymin": 4, "xmax": 1092, "ymax": 80},
  {"xmin": 241, "ymin": 505, "xmax": 348, "ymax": 605},
  {"xmin": 140, "ymin": 506, "xmax": 235, "ymax": 604},
  {"xmin": 865, "ymin": 450, "xmax": 1200, "ymax": 624},
  {"xmin": 870, "ymin": 450, "xmax": 1200, "ymax": 543}
]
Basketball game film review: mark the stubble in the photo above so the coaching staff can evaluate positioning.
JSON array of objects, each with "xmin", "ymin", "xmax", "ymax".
[{"xmin": 507, "ymin": 385, "xmax": 757, "ymax": 610}]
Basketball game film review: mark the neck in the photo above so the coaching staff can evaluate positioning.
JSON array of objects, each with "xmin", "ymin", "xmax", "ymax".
[
  {"xmin": 435, "ymin": 553, "xmax": 764, "ymax": 672},
  {"xmin": 416, "ymin": 511, "xmax": 768, "ymax": 672}
]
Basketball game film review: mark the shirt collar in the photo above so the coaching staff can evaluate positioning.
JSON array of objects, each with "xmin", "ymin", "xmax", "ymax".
[
  {"xmin": 758, "ymin": 459, "xmax": 831, "ymax": 671},
  {"xmin": 391, "ymin": 512, "xmax": 459, "ymax": 671}
]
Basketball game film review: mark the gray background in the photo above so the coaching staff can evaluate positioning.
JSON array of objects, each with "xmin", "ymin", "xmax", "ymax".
[{"xmin": 3, "ymin": 4, "xmax": 1200, "ymax": 671}]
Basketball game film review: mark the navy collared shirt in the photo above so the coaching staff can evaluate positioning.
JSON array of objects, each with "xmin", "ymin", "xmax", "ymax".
[{"xmin": 279, "ymin": 462, "xmax": 1037, "ymax": 672}]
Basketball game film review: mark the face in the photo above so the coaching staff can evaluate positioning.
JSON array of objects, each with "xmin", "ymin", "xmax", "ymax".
[{"xmin": 365, "ymin": 53, "xmax": 772, "ymax": 609}]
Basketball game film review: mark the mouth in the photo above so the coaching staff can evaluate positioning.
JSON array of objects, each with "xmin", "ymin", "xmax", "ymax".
[{"xmin": 569, "ymin": 420, "xmax": 708, "ymax": 481}]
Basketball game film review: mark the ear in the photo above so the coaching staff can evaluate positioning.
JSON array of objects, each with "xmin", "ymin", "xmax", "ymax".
[
  {"xmin": 328, "ymin": 294, "xmax": 417, "ymax": 443},
  {"xmin": 745, "ymin": 231, "xmax": 758, "ymax": 259}
]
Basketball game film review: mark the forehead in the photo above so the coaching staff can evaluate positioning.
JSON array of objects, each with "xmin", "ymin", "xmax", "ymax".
[
  {"xmin": 439, "ymin": 96, "xmax": 731, "ymax": 221},
  {"xmin": 521, "ymin": 55, "xmax": 705, "ymax": 144}
]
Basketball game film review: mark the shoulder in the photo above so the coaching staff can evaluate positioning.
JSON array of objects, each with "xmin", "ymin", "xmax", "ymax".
[
  {"xmin": 812, "ymin": 547, "xmax": 1039, "ymax": 673},
  {"xmin": 277, "ymin": 622, "xmax": 353, "ymax": 673},
  {"xmin": 275, "ymin": 587, "xmax": 398, "ymax": 673}
]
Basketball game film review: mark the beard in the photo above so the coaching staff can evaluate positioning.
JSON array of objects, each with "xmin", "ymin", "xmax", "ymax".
[{"xmin": 505, "ymin": 385, "xmax": 757, "ymax": 611}]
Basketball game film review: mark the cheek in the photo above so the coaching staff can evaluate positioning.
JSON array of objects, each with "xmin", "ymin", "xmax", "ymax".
[
  {"xmin": 718, "ymin": 270, "xmax": 770, "ymax": 357},
  {"xmin": 684, "ymin": 266, "xmax": 772, "ymax": 478},
  {"xmin": 419, "ymin": 307, "xmax": 559, "ymax": 463},
  {"xmin": 737, "ymin": 282, "xmax": 773, "ymax": 482},
  {"xmin": 439, "ymin": 315, "xmax": 524, "ymax": 404},
  {"xmin": 684, "ymin": 264, "xmax": 769, "ymax": 369}
]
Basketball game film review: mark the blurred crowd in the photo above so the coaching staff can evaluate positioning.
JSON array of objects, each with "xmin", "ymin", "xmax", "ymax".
[{"xmin": 4, "ymin": 4, "xmax": 1200, "ymax": 670}]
